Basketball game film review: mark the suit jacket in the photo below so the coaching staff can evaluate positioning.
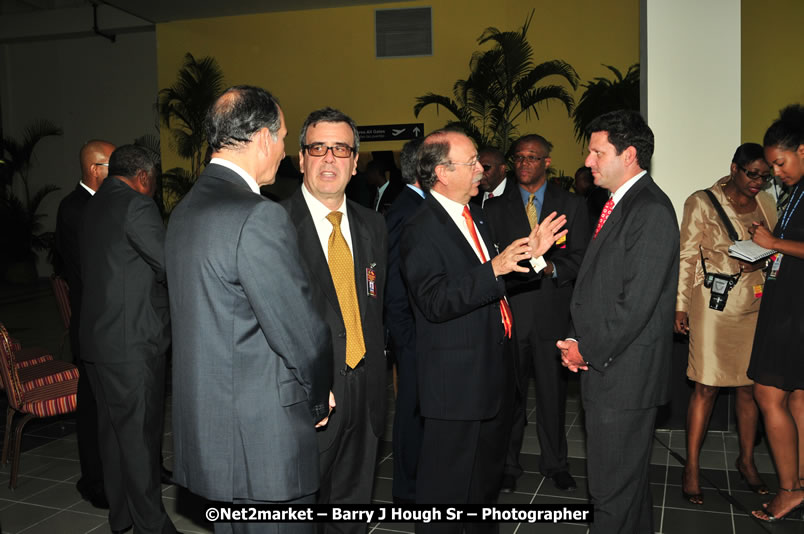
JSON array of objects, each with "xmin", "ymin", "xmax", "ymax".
[
  {"xmin": 484, "ymin": 181, "xmax": 590, "ymax": 344},
  {"xmin": 571, "ymin": 174, "xmax": 679, "ymax": 409},
  {"xmin": 79, "ymin": 177, "xmax": 170, "ymax": 364},
  {"xmin": 282, "ymin": 188, "xmax": 388, "ymax": 450},
  {"xmin": 166, "ymin": 164, "xmax": 331, "ymax": 502},
  {"xmin": 400, "ymin": 195, "xmax": 509, "ymax": 421},
  {"xmin": 54, "ymin": 183, "xmax": 91, "ymax": 356},
  {"xmin": 384, "ymin": 186, "xmax": 425, "ymax": 359}
]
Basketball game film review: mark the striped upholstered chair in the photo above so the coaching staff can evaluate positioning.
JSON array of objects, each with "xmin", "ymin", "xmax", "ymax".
[{"xmin": 0, "ymin": 323, "xmax": 78, "ymax": 488}]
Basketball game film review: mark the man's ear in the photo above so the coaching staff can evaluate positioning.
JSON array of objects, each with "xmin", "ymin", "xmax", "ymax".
[
  {"xmin": 434, "ymin": 163, "xmax": 449, "ymax": 187},
  {"xmin": 623, "ymin": 146, "xmax": 638, "ymax": 167},
  {"xmin": 544, "ymin": 157, "xmax": 552, "ymax": 170}
]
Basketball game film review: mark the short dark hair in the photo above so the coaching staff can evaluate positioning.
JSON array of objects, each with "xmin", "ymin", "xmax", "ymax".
[
  {"xmin": 400, "ymin": 138, "xmax": 424, "ymax": 185},
  {"xmin": 587, "ymin": 110, "xmax": 654, "ymax": 169},
  {"xmin": 299, "ymin": 107, "xmax": 360, "ymax": 154},
  {"xmin": 108, "ymin": 144, "xmax": 159, "ymax": 181},
  {"xmin": 511, "ymin": 134, "xmax": 553, "ymax": 156},
  {"xmin": 478, "ymin": 146, "xmax": 505, "ymax": 165},
  {"xmin": 732, "ymin": 143, "xmax": 765, "ymax": 167},
  {"xmin": 205, "ymin": 85, "xmax": 282, "ymax": 151},
  {"xmin": 417, "ymin": 130, "xmax": 455, "ymax": 191},
  {"xmin": 763, "ymin": 104, "xmax": 804, "ymax": 151}
]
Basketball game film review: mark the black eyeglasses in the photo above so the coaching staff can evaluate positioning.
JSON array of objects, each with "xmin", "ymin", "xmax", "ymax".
[
  {"xmin": 513, "ymin": 155, "xmax": 545, "ymax": 165},
  {"xmin": 481, "ymin": 164, "xmax": 492, "ymax": 172},
  {"xmin": 738, "ymin": 165, "xmax": 772, "ymax": 183},
  {"xmin": 303, "ymin": 143, "xmax": 355, "ymax": 158},
  {"xmin": 93, "ymin": 162, "xmax": 109, "ymax": 167}
]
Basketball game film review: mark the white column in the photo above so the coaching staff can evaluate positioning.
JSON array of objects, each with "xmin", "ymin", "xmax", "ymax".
[{"xmin": 641, "ymin": 0, "xmax": 741, "ymax": 222}]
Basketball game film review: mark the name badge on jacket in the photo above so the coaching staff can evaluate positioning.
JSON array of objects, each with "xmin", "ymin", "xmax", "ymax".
[{"xmin": 366, "ymin": 263, "xmax": 377, "ymax": 298}]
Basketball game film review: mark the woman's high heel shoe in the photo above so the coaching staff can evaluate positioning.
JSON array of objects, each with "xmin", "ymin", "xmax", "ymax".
[
  {"xmin": 752, "ymin": 487, "xmax": 804, "ymax": 523},
  {"xmin": 736, "ymin": 460, "xmax": 769, "ymax": 495},
  {"xmin": 681, "ymin": 470, "xmax": 703, "ymax": 505}
]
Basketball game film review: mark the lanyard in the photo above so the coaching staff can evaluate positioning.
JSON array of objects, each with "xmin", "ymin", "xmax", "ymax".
[{"xmin": 779, "ymin": 184, "xmax": 803, "ymax": 239}]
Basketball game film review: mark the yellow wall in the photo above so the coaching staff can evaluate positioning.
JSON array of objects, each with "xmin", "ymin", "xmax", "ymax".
[
  {"xmin": 156, "ymin": 0, "xmax": 639, "ymax": 177},
  {"xmin": 741, "ymin": 0, "xmax": 804, "ymax": 144}
]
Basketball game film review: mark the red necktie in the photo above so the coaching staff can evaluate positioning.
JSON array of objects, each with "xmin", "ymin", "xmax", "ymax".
[
  {"xmin": 461, "ymin": 206, "xmax": 513, "ymax": 338},
  {"xmin": 593, "ymin": 198, "xmax": 615, "ymax": 239},
  {"xmin": 488, "ymin": 192, "xmax": 494, "ymax": 199}
]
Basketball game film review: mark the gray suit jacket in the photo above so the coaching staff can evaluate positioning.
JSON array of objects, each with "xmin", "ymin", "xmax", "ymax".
[
  {"xmin": 166, "ymin": 164, "xmax": 331, "ymax": 502},
  {"xmin": 79, "ymin": 176, "xmax": 170, "ymax": 364},
  {"xmin": 571, "ymin": 174, "xmax": 679, "ymax": 409}
]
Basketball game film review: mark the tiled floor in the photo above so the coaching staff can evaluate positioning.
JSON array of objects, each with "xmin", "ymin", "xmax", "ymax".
[{"xmin": 1, "ymin": 282, "xmax": 802, "ymax": 533}]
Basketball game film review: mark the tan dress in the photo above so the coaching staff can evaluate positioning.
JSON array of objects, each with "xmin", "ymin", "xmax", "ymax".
[{"xmin": 676, "ymin": 177, "xmax": 778, "ymax": 386}]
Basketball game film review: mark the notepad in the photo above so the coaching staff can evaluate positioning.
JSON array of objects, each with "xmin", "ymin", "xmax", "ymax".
[{"xmin": 728, "ymin": 240, "xmax": 776, "ymax": 263}]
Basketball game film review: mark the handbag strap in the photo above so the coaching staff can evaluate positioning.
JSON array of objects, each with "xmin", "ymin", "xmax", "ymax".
[{"xmin": 702, "ymin": 189, "xmax": 739, "ymax": 241}]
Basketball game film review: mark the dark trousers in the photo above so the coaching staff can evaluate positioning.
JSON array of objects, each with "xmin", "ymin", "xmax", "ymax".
[
  {"xmin": 74, "ymin": 353, "xmax": 104, "ymax": 489},
  {"xmin": 85, "ymin": 357, "xmax": 176, "ymax": 534},
  {"xmin": 391, "ymin": 346, "xmax": 423, "ymax": 502},
  {"xmin": 214, "ymin": 493, "xmax": 316, "ymax": 534},
  {"xmin": 415, "ymin": 344, "xmax": 515, "ymax": 534},
  {"xmin": 318, "ymin": 364, "xmax": 378, "ymax": 534},
  {"xmin": 505, "ymin": 333, "xmax": 569, "ymax": 477},
  {"xmin": 584, "ymin": 403, "xmax": 657, "ymax": 534}
]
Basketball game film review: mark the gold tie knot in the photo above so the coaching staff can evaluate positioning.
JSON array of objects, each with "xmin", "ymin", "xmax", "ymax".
[
  {"xmin": 326, "ymin": 211, "xmax": 343, "ymax": 227},
  {"xmin": 528, "ymin": 193, "xmax": 535, "ymax": 205}
]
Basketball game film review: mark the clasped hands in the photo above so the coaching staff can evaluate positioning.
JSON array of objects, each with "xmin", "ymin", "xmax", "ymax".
[
  {"xmin": 556, "ymin": 339, "xmax": 588, "ymax": 373},
  {"xmin": 491, "ymin": 212, "xmax": 567, "ymax": 277}
]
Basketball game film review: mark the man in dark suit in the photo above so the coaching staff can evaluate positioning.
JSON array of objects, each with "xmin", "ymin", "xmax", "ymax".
[
  {"xmin": 281, "ymin": 108, "xmax": 387, "ymax": 533},
  {"xmin": 53, "ymin": 139, "xmax": 114, "ymax": 509},
  {"xmin": 574, "ymin": 165, "xmax": 609, "ymax": 230},
  {"xmin": 558, "ymin": 110, "xmax": 679, "ymax": 534},
  {"xmin": 167, "ymin": 86, "xmax": 332, "ymax": 534},
  {"xmin": 79, "ymin": 144, "xmax": 176, "ymax": 534},
  {"xmin": 474, "ymin": 147, "xmax": 509, "ymax": 207},
  {"xmin": 384, "ymin": 137, "xmax": 424, "ymax": 504},
  {"xmin": 484, "ymin": 134, "xmax": 590, "ymax": 493},
  {"xmin": 400, "ymin": 130, "xmax": 566, "ymax": 534}
]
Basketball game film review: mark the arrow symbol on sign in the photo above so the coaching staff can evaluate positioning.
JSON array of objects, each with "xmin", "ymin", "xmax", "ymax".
[
  {"xmin": 391, "ymin": 128, "xmax": 405, "ymax": 136},
  {"xmin": 412, "ymin": 126, "xmax": 421, "ymax": 136}
]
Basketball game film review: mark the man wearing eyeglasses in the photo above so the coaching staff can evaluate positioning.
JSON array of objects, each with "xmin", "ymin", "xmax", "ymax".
[
  {"xmin": 282, "ymin": 108, "xmax": 387, "ymax": 531},
  {"xmin": 400, "ymin": 130, "xmax": 566, "ymax": 532},
  {"xmin": 483, "ymin": 134, "xmax": 590, "ymax": 494},
  {"xmin": 54, "ymin": 139, "xmax": 115, "ymax": 510}
]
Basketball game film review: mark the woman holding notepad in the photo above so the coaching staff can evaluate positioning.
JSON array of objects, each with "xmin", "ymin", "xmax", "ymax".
[
  {"xmin": 675, "ymin": 142, "xmax": 777, "ymax": 506},
  {"xmin": 747, "ymin": 104, "xmax": 804, "ymax": 523}
]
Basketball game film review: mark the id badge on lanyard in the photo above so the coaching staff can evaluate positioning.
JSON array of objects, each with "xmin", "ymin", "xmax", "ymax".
[{"xmin": 768, "ymin": 253, "xmax": 783, "ymax": 281}]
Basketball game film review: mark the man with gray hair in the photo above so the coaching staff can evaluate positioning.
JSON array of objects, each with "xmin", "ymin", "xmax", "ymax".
[
  {"xmin": 80, "ymin": 144, "xmax": 175, "ymax": 534},
  {"xmin": 167, "ymin": 86, "xmax": 332, "ymax": 534},
  {"xmin": 282, "ymin": 108, "xmax": 387, "ymax": 532},
  {"xmin": 385, "ymin": 137, "xmax": 425, "ymax": 503},
  {"xmin": 400, "ymin": 129, "xmax": 566, "ymax": 532}
]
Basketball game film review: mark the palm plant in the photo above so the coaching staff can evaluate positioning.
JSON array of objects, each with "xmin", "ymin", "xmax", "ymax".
[
  {"xmin": 572, "ymin": 64, "xmax": 640, "ymax": 144},
  {"xmin": 158, "ymin": 53, "xmax": 225, "ymax": 179},
  {"xmin": 0, "ymin": 120, "xmax": 63, "ymax": 281},
  {"xmin": 413, "ymin": 10, "xmax": 579, "ymax": 154}
]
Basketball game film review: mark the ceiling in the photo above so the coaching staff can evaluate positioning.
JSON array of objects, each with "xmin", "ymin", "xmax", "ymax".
[{"xmin": 0, "ymin": 0, "xmax": 405, "ymax": 23}]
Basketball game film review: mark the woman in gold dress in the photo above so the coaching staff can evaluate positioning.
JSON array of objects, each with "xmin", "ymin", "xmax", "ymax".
[{"xmin": 674, "ymin": 143, "xmax": 777, "ymax": 504}]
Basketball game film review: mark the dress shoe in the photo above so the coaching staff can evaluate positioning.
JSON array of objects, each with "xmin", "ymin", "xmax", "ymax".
[
  {"xmin": 160, "ymin": 465, "xmax": 173, "ymax": 485},
  {"xmin": 76, "ymin": 478, "xmax": 109, "ymax": 509},
  {"xmin": 551, "ymin": 471, "xmax": 577, "ymax": 491},
  {"xmin": 500, "ymin": 474, "xmax": 516, "ymax": 493}
]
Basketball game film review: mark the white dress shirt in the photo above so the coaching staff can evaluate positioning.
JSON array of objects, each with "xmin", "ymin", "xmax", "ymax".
[
  {"xmin": 210, "ymin": 157, "xmax": 260, "ymax": 194},
  {"xmin": 300, "ymin": 184, "xmax": 353, "ymax": 261}
]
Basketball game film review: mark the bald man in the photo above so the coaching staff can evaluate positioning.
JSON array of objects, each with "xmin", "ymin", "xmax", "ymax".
[{"xmin": 54, "ymin": 139, "xmax": 115, "ymax": 509}]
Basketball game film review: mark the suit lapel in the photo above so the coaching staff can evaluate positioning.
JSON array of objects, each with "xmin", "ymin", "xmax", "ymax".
[
  {"xmin": 286, "ymin": 192, "xmax": 341, "ymax": 314},
  {"xmin": 346, "ymin": 203, "xmax": 372, "ymax": 324},
  {"xmin": 426, "ymin": 195, "xmax": 483, "ymax": 265}
]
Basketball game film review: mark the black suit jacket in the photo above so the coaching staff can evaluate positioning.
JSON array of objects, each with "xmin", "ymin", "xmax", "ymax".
[
  {"xmin": 384, "ymin": 186, "xmax": 425, "ymax": 359},
  {"xmin": 400, "ymin": 195, "xmax": 510, "ymax": 421},
  {"xmin": 282, "ymin": 188, "xmax": 388, "ymax": 449},
  {"xmin": 54, "ymin": 183, "xmax": 91, "ymax": 356},
  {"xmin": 79, "ymin": 177, "xmax": 170, "ymax": 364},
  {"xmin": 571, "ymin": 175, "xmax": 679, "ymax": 409},
  {"xmin": 484, "ymin": 181, "xmax": 590, "ymax": 343}
]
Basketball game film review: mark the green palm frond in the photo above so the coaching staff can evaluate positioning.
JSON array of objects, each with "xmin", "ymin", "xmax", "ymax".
[{"xmin": 572, "ymin": 63, "xmax": 640, "ymax": 144}]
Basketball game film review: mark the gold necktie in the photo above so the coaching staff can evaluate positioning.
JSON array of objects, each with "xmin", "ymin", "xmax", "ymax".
[
  {"xmin": 326, "ymin": 211, "xmax": 366, "ymax": 368},
  {"xmin": 526, "ymin": 193, "xmax": 539, "ymax": 230}
]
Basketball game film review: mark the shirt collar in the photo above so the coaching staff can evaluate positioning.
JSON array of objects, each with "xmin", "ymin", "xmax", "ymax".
[
  {"xmin": 406, "ymin": 183, "xmax": 425, "ymax": 199},
  {"xmin": 430, "ymin": 189, "xmax": 467, "ymax": 219},
  {"xmin": 489, "ymin": 177, "xmax": 507, "ymax": 198},
  {"xmin": 301, "ymin": 182, "xmax": 346, "ymax": 221},
  {"xmin": 518, "ymin": 179, "xmax": 547, "ymax": 208},
  {"xmin": 79, "ymin": 180, "xmax": 95, "ymax": 196},
  {"xmin": 210, "ymin": 158, "xmax": 260, "ymax": 194},
  {"xmin": 611, "ymin": 170, "xmax": 647, "ymax": 206}
]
